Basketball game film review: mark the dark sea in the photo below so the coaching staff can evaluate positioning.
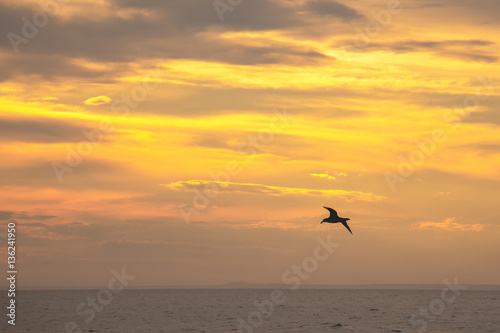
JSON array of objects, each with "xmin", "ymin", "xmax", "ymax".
[{"xmin": 4, "ymin": 289, "xmax": 499, "ymax": 332}]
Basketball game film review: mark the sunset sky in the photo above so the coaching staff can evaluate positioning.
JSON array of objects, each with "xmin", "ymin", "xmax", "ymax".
[{"xmin": 1, "ymin": 0, "xmax": 499, "ymax": 288}]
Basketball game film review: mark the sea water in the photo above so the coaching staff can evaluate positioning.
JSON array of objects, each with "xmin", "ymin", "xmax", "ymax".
[{"xmin": 4, "ymin": 289, "xmax": 499, "ymax": 332}]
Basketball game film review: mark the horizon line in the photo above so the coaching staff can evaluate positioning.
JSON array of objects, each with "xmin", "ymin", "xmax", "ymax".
[{"xmin": 7, "ymin": 283, "xmax": 500, "ymax": 291}]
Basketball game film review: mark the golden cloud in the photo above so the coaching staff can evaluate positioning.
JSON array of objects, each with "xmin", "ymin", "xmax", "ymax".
[
  {"xmin": 310, "ymin": 171, "xmax": 348, "ymax": 180},
  {"xmin": 84, "ymin": 96, "xmax": 112, "ymax": 106},
  {"xmin": 163, "ymin": 179, "xmax": 385, "ymax": 202},
  {"xmin": 413, "ymin": 217, "xmax": 483, "ymax": 232}
]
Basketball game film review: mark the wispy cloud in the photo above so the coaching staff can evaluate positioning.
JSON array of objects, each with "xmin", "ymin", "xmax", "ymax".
[
  {"xmin": 163, "ymin": 180, "xmax": 385, "ymax": 202},
  {"xmin": 303, "ymin": 0, "xmax": 363, "ymax": 20},
  {"xmin": 0, "ymin": 118, "xmax": 88, "ymax": 143},
  {"xmin": 342, "ymin": 39, "xmax": 497, "ymax": 63},
  {"xmin": 310, "ymin": 171, "xmax": 348, "ymax": 180},
  {"xmin": 84, "ymin": 96, "xmax": 112, "ymax": 106},
  {"xmin": 413, "ymin": 217, "xmax": 483, "ymax": 232}
]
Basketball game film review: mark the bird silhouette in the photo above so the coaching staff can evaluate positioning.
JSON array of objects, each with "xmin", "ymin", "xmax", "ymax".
[{"xmin": 321, "ymin": 207, "xmax": 353, "ymax": 234}]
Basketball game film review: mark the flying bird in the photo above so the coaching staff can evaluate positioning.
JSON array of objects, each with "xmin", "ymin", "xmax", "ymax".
[{"xmin": 321, "ymin": 207, "xmax": 353, "ymax": 234}]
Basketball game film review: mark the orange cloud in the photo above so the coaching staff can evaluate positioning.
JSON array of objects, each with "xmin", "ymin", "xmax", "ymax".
[
  {"xmin": 413, "ymin": 217, "xmax": 483, "ymax": 232},
  {"xmin": 163, "ymin": 180, "xmax": 385, "ymax": 202}
]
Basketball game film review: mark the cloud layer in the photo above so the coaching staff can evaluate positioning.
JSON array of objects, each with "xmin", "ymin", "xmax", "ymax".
[{"xmin": 1, "ymin": 0, "xmax": 499, "ymax": 287}]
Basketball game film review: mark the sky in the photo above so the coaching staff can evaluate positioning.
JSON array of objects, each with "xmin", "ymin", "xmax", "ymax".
[{"xmin": 0, "ymin": 0, "xmax": 499, "ymax": 288}]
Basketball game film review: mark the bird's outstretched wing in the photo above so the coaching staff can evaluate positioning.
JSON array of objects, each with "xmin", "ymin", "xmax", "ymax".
[
  {"xmin": 341, "ymin": 221, "xmax": 353, "ymax": 235},
  {"xmin": 323, "ymin": 206, "xmax": 339, "ymax": 219}
]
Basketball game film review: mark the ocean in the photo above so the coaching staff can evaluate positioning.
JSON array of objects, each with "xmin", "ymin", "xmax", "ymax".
[{"xmin": 4, "ymin": 289, "xmax": 499, "ymax": 332}]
